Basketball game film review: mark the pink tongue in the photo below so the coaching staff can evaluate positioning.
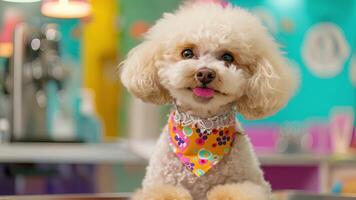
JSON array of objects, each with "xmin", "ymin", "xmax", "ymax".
[{"xmin": 192, "ymin": 87, "xmax": 215, "ymax": 98}]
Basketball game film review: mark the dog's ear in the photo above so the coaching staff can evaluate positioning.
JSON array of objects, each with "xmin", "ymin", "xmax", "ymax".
[
  {"xmin": 236, "ymin": 56, "xmax": 298, "ymax": 120},
  {"xmin": 120, "ymin": 40, "xmax": 171, "ymax": 104}
]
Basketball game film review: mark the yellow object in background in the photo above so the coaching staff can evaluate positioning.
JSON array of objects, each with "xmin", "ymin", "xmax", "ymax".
[
  {"xmin": 0, "ymin": 43, "xmax": 13, "ymax": 57},
  {"xmin": 342, "ymin": 179, "xmax": 356, "ymax": 194},
  {"xmin": 82, "ymin": 0, "xmax": 121, "ymax": 140}
]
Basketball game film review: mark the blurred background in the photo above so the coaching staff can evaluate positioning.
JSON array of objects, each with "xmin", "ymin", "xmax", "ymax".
[{"xmin": 0, "ymin": 0, "xmax": 355, "ymax": 197}]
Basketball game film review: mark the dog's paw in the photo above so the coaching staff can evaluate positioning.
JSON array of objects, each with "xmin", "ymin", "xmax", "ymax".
[
  {"xmin": 207, "ymin": 182, "xmax": 269, "ymax": 200},
  {"xmin": 131, "ymin": 184, "xmax": 192, "ymax": 200}
]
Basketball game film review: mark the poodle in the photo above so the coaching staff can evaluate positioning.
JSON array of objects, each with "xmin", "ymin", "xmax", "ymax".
[{"xmin": 120, "ymin": 1, "xmax": 297, "ymax": 200}]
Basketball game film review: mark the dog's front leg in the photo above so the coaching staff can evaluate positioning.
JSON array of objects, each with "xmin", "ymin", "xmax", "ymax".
[
  {"xmin": 132, "ymin": 184, "xmax": 193, "ymax": 200},
  {"xmin": 207, "ymin": 181, "xmax": 270, "ymax": 200}
]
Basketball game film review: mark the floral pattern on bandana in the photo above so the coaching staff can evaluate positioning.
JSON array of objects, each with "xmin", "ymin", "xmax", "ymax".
[{"xmin": 168, "ymin": 112, "xmax": 237, "ymax": 177}]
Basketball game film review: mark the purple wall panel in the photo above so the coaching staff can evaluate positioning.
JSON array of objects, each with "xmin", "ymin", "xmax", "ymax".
[
  {"xmin": 0, "ymin": 164, "xmax": 95, "ymax": 195},
  {"xmin": 46, "ymin": 165, "xmax": 95, "ymax": 194},
  {"xmin": 308, "ymin": 124, "xmax": 332, "ymax": 154},
  {"xmin": 0, "ymin": 166, "xmax": 15, "ymax": 195},
  {"xmin": 262, "ymin": 166, "xmax": 320, "ymax": 192}
]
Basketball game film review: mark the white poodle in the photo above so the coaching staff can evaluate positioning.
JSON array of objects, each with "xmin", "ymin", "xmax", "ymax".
[{"xmin": 120, "ymin": 1, "xmax": 297, "ymax": 200}]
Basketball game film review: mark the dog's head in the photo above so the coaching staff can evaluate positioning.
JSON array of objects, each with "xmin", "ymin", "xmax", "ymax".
[{"xmin": 120, "ymin": 2, "xmax": 298, "ymax": 119}]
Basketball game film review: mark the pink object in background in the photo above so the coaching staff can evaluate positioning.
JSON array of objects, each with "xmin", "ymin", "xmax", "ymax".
[
  {"xmin": 0, "ymin": 9, "xmax": 23, "ymax": 43},
  {"xmin": 245, "ymin": 125, "xmax": 280, "ymax": 153},
  {"xmin": 0, "ymin": 9, "xmax": 23, "ymax": 57},
  {"xmin": 308, "ymin": 123, "xmax": 332, "ymax": 154},
  {"xmin": 330, "ymin": 108, "xmax": 355, "ymax": 154},
  {"xmin": 246, "ymin": 122, "xmax": 335, "ymax": 155},
  {"xmin": 351, "ymin": 128, "xmax": 356, "ymax": 149}
]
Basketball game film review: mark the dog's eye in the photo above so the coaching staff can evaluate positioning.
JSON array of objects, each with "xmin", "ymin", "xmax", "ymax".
[
  {"xmin": 181, "ymin": 48, "xmax": 194, "ymax": 59},
  {"xmin": 221, "ymin": 53, "xmax": 234, "ymax": 63}
]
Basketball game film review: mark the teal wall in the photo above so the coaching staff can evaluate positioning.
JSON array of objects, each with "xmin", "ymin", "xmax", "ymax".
[
  {"xmin": 231, "ymin": 0, "xmax": 356, "ymax": 125},
  {"xmin": 120, "ymin": 0, "xmax": 181, "ymax": 55},
  {"xmin": 119, "ymin": 0, "xmax": 356, "ymax": 127},
  {"xmin": 119, "ymin": 0, "xmax": 181, "ymax": 137}
]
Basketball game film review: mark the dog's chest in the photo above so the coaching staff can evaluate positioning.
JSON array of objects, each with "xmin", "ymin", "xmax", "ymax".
[
  {"xmin": 166, "ymin": 142, "xmax": 239, "ymax": 199},
  {"xmin": 143, "ymin": 126, "xmax": 252, "ymax": 199}
]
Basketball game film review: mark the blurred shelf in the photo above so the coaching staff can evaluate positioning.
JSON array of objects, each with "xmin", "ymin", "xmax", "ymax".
[
  {"xmin": 0, "ymin": 141, "xmax": 142, "ymax": 164},
  {"xmin": 258, "ymin": 153, "xmax": 328, "ymax": 166},
  {"xmin": 1, "ymin": 140, "xmax": 356, "ymax": 166},
  {"xmin": 259, "ymin": 153, "xmax": 356, "ymax": 166},
  {"xmin": 129, "ymin": 140, "xmax": 155, "ymax": 160},
  {"xmin": 130, "ymin": 139, "xmax": 356, "ymax": 166}
]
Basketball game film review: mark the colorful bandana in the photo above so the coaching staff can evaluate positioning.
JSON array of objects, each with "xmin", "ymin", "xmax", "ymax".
[{"xmin": 168, "ymin": 110, "xmax": 237, "ymax": 177}]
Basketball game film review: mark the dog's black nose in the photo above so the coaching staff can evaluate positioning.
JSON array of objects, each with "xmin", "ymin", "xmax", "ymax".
[{"xmin": 195, "ymin": 68, "xmax": 216, "ymax": 84}]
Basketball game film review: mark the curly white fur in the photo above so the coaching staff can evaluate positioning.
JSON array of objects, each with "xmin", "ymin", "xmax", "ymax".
[{"xmin": 120, "ymin": 1, "xmax": 298, "ymax": 200}]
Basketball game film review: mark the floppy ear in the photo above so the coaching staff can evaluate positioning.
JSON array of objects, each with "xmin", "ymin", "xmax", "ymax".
[
  {"xmin": 236, "ymin": 57, "xmax": 298, "ymax": 120},
  {"xmin": 120, "ymin": 40, "xmax": 171, "ymax": 104}
]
